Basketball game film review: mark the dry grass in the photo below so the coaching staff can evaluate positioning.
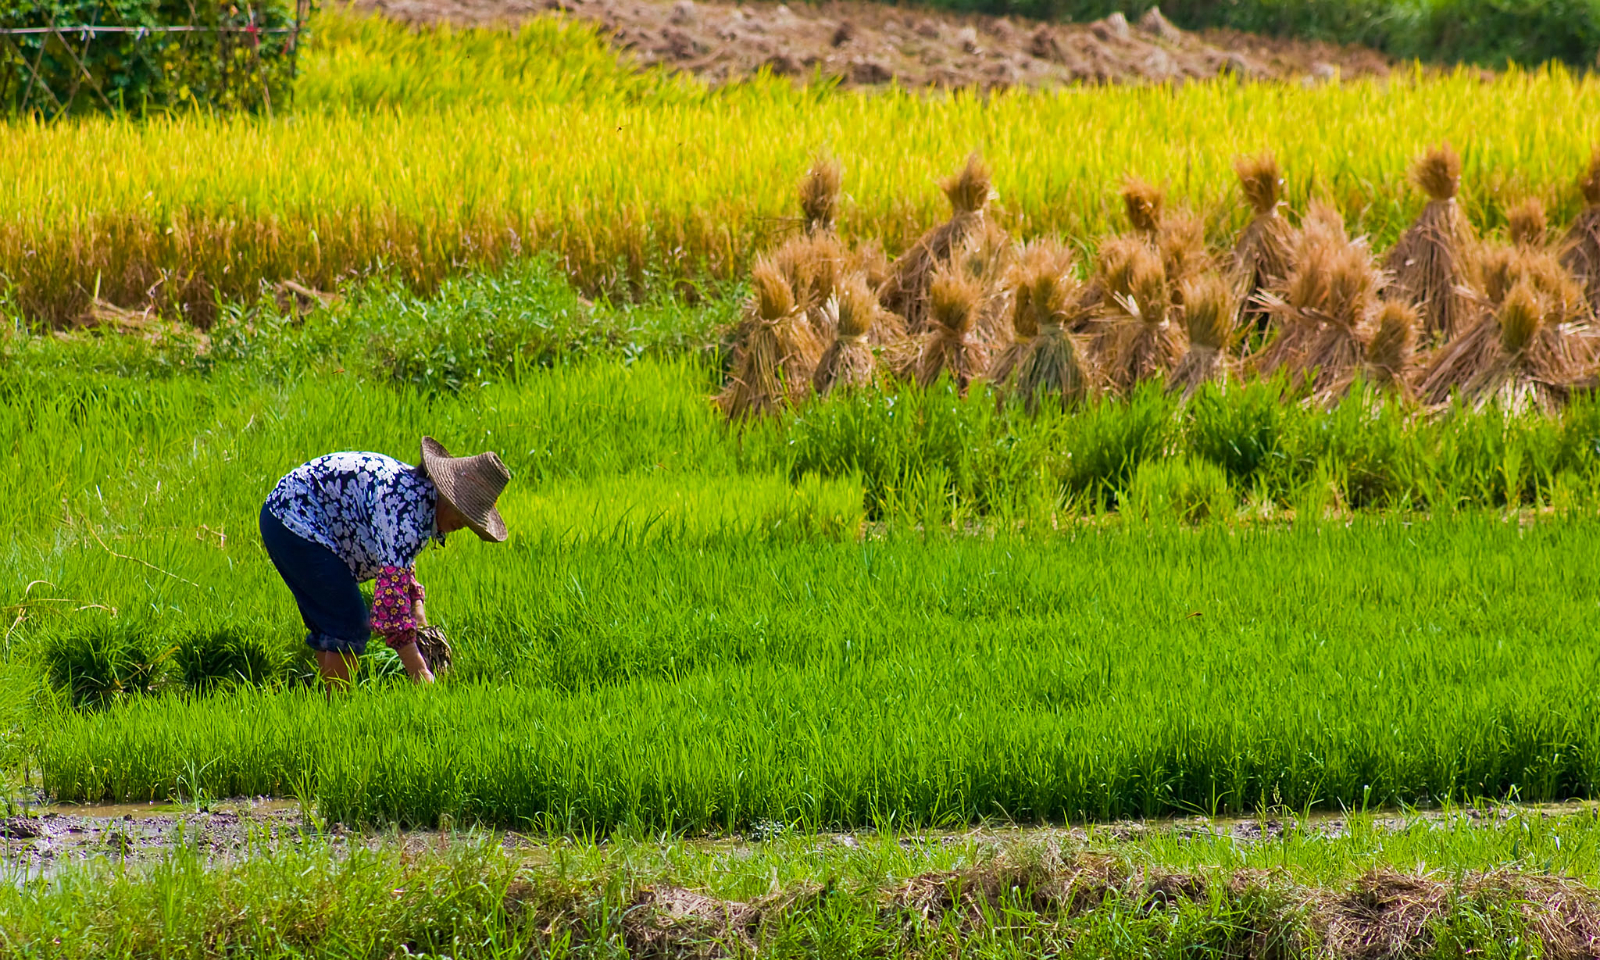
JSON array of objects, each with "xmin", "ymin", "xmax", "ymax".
[
  {"xmin": 1232, "ymin": 152, "xmax": 1298, "ymax": 332},
  {"xmin": 1157, "ymin": 212, "xmax": 1213, "ymax": 306},
  {"xmin": 878, "ymin": 153, "xmax": 995, "ymax": 333},
  {"xmin": 987, "ymin": 240, "xmax": 1068, "ymax": 387},
  {"xmin": 1507, "ymin": 196, "xmax": 1549, "ymax": 248},
  {"xmin": 1419, "ymin": 275, "xmax": 1592, "ymax": 411},
  {"xmin": 1007, "ymin": 242, "xmax": 1095, "ymax": 410},
  {"xmin": 1169, "ymin": 272, "xmax": 1240, "ymax": 399},
  {"xmin": 1385, "ymin": 143, "xmax": 1477, "ymax": 342},
  {"xmin": 1252, "ymin": 204, "xmax": 1353, "ymax": 377}
]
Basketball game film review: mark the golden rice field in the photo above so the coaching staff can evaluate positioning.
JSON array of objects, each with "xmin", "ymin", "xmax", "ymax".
[{"xmin": 5, "ymin": 10, "xmax": 1600, "ymax": 324}]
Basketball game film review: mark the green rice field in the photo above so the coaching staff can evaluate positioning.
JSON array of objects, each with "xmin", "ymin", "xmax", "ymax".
[{"xmin": 13, "ymin": 5, "xmax": 1600, "ymax": 956}]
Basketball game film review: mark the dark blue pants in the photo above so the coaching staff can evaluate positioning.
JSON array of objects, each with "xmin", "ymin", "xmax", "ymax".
[{"xmin": 259, "ymin": 504, "xmax": 370, "ymax": 655}]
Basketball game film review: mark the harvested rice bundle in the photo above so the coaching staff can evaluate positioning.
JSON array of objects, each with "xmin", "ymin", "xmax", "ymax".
[
  {"xmin": 906, "ymin": 264, "xmax": 989, "ymax": 394},
  {"xmin": 717, "ymin": 258, "xmax": 824, "ymax": 421},
  {"xmin": 813, "ymin": 273, "xmax": 880, "ymax": 396},
  {"xmin": 1302, "ymin": 242, "xmax": 1382, "ymax": 401},
  {"xmin": 990, "ymin": 240, "xmax": 1075, "ymax": 387},
  {"xmin": 852, "ymin": 238, "xmax": 892, "ymax": 295},
  {"xmin": 1099, "ymin": 247, "xmax": 1185, "ymax": 393},
  {"xmin": 879, "ymin": 153, "xmax": 995, "ymax": 334},
  {"xmin": 1507, "ymin": 197, "xmax": 1548, "ymax": 249},
  {"xmin": 1013, "ymin": 255, "xmax": 1095, "ymax": 412},
  {"xmin": 1158, "ymin": 212, "xmax": 1213, "ymax": 306},
  {"xmin": 1122, "ymin": 177, "xmax": 1165, "ymax": 237},
  {"xmin": 954, "ymin": 216, "xmax": 1016, "ymax": 348},
  {"xmin": 1231, "ymin": 153, "xmax": 1297, "ymax": 330},
  {"xmin": 1560, "ymin": 150, "xmax": 1600, "ymax": 315},
  {"xmin": 799, "ymin": 152, "xmax": 843, "ymax": 237},
  {"xmin": 771, "ymin": 231, "xmax": 849, "ymax": 340},
  {"xmin": 1168, "ymin": 273, "xmax": 1240, "ymax": 401},
  {"xmin": 1419, "ymin": 268, "xmax": 1592, "ymax": 410},
  {"xmin": 1385, "ymin": 144, "xmax": 1477, "ymax": 342},
  {"xmin": 1362, "ymin": 301, "xmax": 1419, "ymax": 398}
]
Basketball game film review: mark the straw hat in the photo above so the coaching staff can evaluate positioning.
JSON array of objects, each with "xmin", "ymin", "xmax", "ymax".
[{"xmin": 419, "ymin": 437, "xmax": 510, "ymax": 542}]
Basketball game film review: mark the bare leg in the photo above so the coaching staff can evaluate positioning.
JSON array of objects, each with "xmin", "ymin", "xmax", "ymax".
[
  {"xmin": 316, "ymin": 650, "xmax": 358, "ymax": 691},
  {"xmin": 395, "ymin": 642, "xmax": 436, "ymax": 684}
]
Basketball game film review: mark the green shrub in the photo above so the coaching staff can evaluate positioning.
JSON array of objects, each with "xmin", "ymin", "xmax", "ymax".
[{"xmin": 0, "ymin": 0, "xmax": 306, "ymax": 117}]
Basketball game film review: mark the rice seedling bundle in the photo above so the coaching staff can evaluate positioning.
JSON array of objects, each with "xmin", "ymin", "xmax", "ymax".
[{"xmin": 1385, "ymin": 144, "xmax": 1478, "ymax": 343}]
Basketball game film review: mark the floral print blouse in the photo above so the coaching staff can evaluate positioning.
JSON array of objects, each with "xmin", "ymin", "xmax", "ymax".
[{"xmin": 266, "ymin": 452, "xmax": 439, "ymax": 647}]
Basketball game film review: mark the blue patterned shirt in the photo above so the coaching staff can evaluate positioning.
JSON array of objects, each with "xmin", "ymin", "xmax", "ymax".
[{"xmin": 265, "ymin": 452, "xmax": 439, "ymax": 582}]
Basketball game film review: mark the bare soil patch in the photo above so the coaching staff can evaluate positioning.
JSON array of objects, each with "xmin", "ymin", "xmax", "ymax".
[{"xmin": 353, "ymin": 0, "xmax": 1394, "ymax": 89}]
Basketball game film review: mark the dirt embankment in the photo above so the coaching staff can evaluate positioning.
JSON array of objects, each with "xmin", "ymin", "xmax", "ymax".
[{"xmin": 355, "ymin": 0, "xmax": 1395, "ymax": 90}]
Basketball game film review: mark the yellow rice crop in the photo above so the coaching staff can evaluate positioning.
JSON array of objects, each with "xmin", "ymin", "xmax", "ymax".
[{"xmin": 5, "ymin": 9, "xmax": 1600, "ymax": 323}]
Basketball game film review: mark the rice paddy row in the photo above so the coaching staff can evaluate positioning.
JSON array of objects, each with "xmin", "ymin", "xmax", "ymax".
[
  {"xmin": 6, "ymin": 295, "xmax": 1600, "ymax": 828},
  {"xmin": 12, "ymin": 807, "xmax": 1600, "ymax": 959},
  {"xmin": 8, "ymin": 10, "xmax": 1600, "ymax": 325}
]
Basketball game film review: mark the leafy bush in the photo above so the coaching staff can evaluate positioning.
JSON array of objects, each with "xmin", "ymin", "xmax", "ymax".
[{"xmin": 0, "ymin": 0, "xmax": 306, "ymax": 117}]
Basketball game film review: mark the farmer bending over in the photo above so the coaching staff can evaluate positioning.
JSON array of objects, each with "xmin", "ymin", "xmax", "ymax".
[{"xmin": 259, "ymin": 437, "xmax": 510, "ymax": 689}]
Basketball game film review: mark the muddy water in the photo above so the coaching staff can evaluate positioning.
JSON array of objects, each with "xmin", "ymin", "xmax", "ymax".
[{"xmin": 4, "ymin": 798, "xmax": 1597, "ymax": 883}]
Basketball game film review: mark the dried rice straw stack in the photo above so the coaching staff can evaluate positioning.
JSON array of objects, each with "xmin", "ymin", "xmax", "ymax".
[
  {"xmin": 1122, "ymin": 177, "xmax": 1165, "ymax": 237},
  {"xmin": 1385, "ymin": 144, "xmax": 1477, "ymax": 342},
  {"xmin": 1560, "ymin": 150, "xmax": 1600, "ymax": 316},
  {"xmin": 1013, "ymin": 255, "xmax": 1095, "ymax": 412},
  {"xmin": 1507, "ymin": 197, "xmax": 1548, "ymax": 249},
  {"xmin": 1099, "ymin": 245, "xmax": 1185, "ymax": 393},
  {"xmin": 1168, "ymin": 273, "xmax": 1240, "ymax": 400},
  {"xmin": 1231, "ymin": 153, "xmax": 1297, "ymax": 331},
  {"xmin": 879, "ymin": 153, "xmax": 996, "ymax": 334},
  {"xmin": 813, "ymin": 273, "xmax": 880, "ymax": 396},
  {"xmin": 1361, "ymin": 301, "xmax": 1419, "ymax": 398},
  {"xmin": 717, "ymin": 258, "xmax": 825, "ymax": 421},
  {"xmin": 906, "ymin": 264, "xmax": 989, "ymax": 394},
  {"xmin": 1458, "ymin": 281, "xmax": 1578, "ymax": 413},
  {"xmin": 954, "ymin": 216, "xmax": 1016, "ymax": 348},
  {"xmin": 1302, "ymin": 242, "xmax": 1382, "ymax": 402},
  {"xmin": 1158, "ymin": 212, "xmax": 1213, "ymax": 306},
  {"xmin": 799, "ymin": 152, "xmax": 843, "ymax": 237},
  {"xmin": 1251, "ymin": 206, "xmax": 1348, "ymax": 378},
  {"xmin": 991, "ymin": 241, "xmax": 1074, "ymax": 386}
]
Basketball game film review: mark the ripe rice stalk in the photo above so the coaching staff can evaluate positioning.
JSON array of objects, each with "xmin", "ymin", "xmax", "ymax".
[
  {"xmin": 717, "ymin": 257, "xmax": 824, "ymax": 421},
  {"xmin": 880, "ymin": 153, "xmax": 994, "ymax": 334},
  {"xmin": 1231, "ymin": 152, "xmax": 1297, "ymax": 331},
  {"xmin": 1168, "ymin": 272, "xmax": 1240, "ymax": 401},
  {"xmin": 991, "ymin": 239, "xmax": 1074, "ymax": 388},
  {"xmin": 906, "ymin": 263, "xmax": 988, "ymax": 394},
  {"xmin": 1559, "ymin": 149, "xmax": 1600, "ymax": 316},
  {"xmin": 1099, "ymin": 247, "xmax": 1185, "ymax": 393},
  {"xmin": 1122, "ymin": 177, "xmax": 1165, "ymax": 237},
  {"xmin": 812, "ymin": 273, "xmax": 880, "ymax": 396},
  {"xmin": 799, "ymin": 151, "xmax": 843, "ymax": 237},
  {"xmin": 1385, "ymin": 143, "xmax": 1477, "ymax": 342}
]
